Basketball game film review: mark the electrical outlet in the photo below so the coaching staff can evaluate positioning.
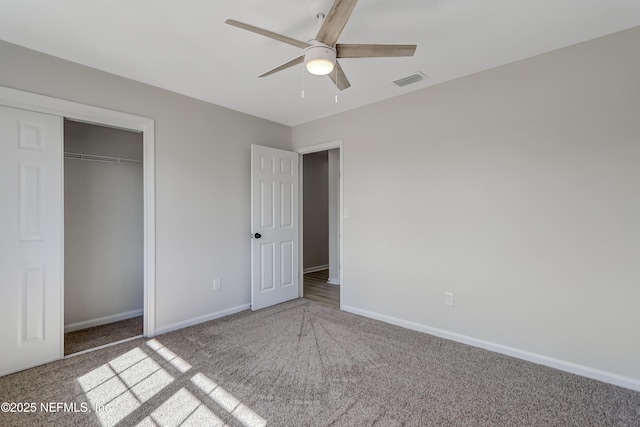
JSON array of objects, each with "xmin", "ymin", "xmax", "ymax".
[
  {"xmin": 213, "ymin": 278, "xmax": 221, "ymax": 291},
  {"xmin": 444, "ymin": 292, "xmax": 455, "ymax": 307}
]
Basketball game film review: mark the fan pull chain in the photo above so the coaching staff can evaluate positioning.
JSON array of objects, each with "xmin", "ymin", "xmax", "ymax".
[
  {"xmin": 335, "ymin": 66, "xmax": 339, "ymax": 104},
  {"xmin": 301, "ymin": 65, "xmax": 306, "ymax": 99}
]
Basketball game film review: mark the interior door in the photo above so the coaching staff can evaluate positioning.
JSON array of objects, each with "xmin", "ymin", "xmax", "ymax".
[
  {"xmin": 0, "ymin": 105, "xmax": 63, "ymax": 375},
  {"xmin": 251, "ymin": 145, "xmax": 299, "ymax": 310}
]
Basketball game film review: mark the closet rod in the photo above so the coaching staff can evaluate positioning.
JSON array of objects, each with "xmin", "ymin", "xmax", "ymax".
[{"xmin": 64, "ymin": 151, "xmax": 142, "ymax": 165}]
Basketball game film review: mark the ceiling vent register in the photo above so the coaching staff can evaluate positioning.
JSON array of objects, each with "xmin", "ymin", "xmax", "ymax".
[{"xmin": 393, "ymin": 72, "xmax": 427, "ymax": 87}]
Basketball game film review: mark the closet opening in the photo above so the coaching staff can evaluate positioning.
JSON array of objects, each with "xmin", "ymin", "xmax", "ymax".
[{"xmin": 63, "ymin": 119, "xmax": 144, "ymax": 355}]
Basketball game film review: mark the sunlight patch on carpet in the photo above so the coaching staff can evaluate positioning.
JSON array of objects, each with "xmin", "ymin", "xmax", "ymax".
[
  {"xmin": 146, "ymin": 339, "xmax": 192, "ymax": 373},
  {"xmin": 192, "ymin": 372, "xmax": 267, "ymax": 427},
  {"xmin": 77, "ymin": 340, "xmax": 266, "ymax": 426},
  {"xmin": 78, "ymin": 347, "xmax": 174, "ymax": 426},
  {"xmin": 142, "ymin": 387, "xmax": 224, "ymax": 426}
]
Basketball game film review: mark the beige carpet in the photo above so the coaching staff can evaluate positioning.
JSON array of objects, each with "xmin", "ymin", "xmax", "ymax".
[
  {"xmin": 1, "ymin": 299, "xmax": 639, "ymax": 426},
  {"xmin": 64, "ymin": 316, "xmax": 143, "ymax": 355}
]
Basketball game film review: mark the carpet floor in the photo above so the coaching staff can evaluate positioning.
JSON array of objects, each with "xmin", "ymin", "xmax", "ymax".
[
  {"xmin": 1, "ymin": 299, "xmax": 639, "ymax": 426},
  {"xmin": 64, "ymin": 316, "xmax": 143, "ymax": 356}
]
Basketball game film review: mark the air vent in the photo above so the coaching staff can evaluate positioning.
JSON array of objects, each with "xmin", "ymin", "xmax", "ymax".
[{"xmin": 393, "ymin": 72, "xmax": 427, "ymax": 88}]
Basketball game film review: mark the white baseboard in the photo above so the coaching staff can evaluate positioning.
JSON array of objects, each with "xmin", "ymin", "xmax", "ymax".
[
  {"xmin": 327, "ymin": 278, "xmax": 340, "ymax": 285},
  {"xmin": 154, "ymin": 304, "xmax": 250, "ymax": 336},
  {"xmin": 303, "ymin": 264, "xmax": 329, "ymax": 273},
  {"xmin": 65, "ymin": 308, "xmax": 143, "ymax": 333},
  {"xmin": 342, "ymin": 305, "xmax": 640, "ymax": 392}
]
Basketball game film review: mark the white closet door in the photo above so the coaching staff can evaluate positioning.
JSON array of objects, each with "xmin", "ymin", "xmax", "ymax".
[{"xmin": 0, "ymin": 105, "xmax": 63, "ymax": 375}]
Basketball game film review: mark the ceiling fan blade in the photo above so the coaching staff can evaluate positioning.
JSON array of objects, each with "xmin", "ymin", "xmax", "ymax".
[
  {"xmin": 315, "ymin": 0, "xmax": 359, "ymax": 47},
  {"xmin": 327, "ymin": 61, "xmax": 351, "ymax": 91},
  {"xmin": 258, "ymin": 55, "xmax": 305, "ymax": 77},
  {"xmin": 337, "ymin": 44, "xmax": 417, "ymax": 58},
  {"xmin": 225, "ymin": 19, "xmax": 310, "ymax": 49}
]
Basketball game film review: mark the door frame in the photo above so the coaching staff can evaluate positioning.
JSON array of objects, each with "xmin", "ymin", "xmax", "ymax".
[
  {"xmin": 0, "ymin": 86, "xmax": 157, "ymax": 355},
  {"xmin": 296, "ymin": 140, "xmax": 344, "ymax": 309}
]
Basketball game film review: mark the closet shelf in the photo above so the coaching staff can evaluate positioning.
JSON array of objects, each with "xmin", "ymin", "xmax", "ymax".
[{"xmin": 64, "ymin": 152, "xmax": 142, "ymax": 165}]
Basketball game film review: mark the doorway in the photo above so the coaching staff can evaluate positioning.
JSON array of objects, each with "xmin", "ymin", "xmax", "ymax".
[
  {"xmin": 63, "ymin": 120, "xmax": 144, "ymax": 355},
  {"xmin": 298, "ymin": 141, "xmax": 343, "ymax": 309}
]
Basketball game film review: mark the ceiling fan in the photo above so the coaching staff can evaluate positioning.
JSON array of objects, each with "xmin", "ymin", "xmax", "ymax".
[{"xmin": 225, "ymin": 0, "xmax": 417, "ymax": 90}]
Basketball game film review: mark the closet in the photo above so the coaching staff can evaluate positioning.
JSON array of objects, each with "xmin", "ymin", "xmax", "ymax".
[
  {"xmin": 1, "ymin": 89, "xmax": 154, "ymax": 375},
  {"xmin": 63, "ymin": 119, "xmax": 143, "ymax": 355}
]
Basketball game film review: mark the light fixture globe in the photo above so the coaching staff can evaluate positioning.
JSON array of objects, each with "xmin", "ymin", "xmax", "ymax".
[{"xmin": 304, "ymin": 43, "xmax": 336, "ymax": 75}]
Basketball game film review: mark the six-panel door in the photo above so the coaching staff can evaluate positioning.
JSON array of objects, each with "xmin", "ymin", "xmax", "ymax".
[
  {"xmin": 0, "ymin": 105, "xmax": 63, "ymax": 375},
  {"xmin": 251, "ymin": 145, "xmax": 299, "ymax": 310}
]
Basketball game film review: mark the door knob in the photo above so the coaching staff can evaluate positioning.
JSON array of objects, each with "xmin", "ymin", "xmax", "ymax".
[{"xmin": 253, "ymin": 233, "xmax": 262, "ymax": 239}]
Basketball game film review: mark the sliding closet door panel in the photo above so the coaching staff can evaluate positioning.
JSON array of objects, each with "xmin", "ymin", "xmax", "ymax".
[{"xmin": 0, "ymin": 105, "xmax": 63, "ymax": 375}]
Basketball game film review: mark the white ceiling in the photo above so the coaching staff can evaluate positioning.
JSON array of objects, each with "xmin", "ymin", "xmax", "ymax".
[{"xmin": 1, "ymin": 0, "xmax": 639, "ymax": 126}]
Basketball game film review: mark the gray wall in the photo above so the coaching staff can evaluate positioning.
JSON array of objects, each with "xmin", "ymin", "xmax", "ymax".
[
  {"xmin": 0, "ymin": 40, "xmax": 291, "ymax": 332},
  {"xmin": 64, "ymin": 121, "xmax": 143, "ymax": 329},
  {"xmin": 303, "ymin": 151, "xmax": 329, "ymax": 270},
  {"xmin": 292, "ymin": 27, "xmax": 640, "ymax": 384}
]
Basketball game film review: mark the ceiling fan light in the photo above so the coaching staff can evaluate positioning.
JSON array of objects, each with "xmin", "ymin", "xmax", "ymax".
[
  {"xmin": 306, "ymin": 58, "xmax": 335, "ymax": 75},
  {"xmin": 305, "ymin": 44, "xmax": 336, "ymax": 75}
]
